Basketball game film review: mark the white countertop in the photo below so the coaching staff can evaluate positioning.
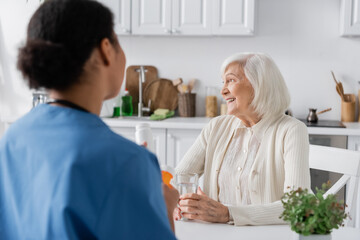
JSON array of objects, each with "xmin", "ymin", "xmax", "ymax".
[
  {"xmin": 102, "ymin": 117, "xmax": 212, "ymax": 130},
  {"xmin": 102, "ymin": 117, "xmax": 360, "ymax": 136},
  {"xmin": 175, "ymin": 221, "xmax": 360, "ymax": 240}
]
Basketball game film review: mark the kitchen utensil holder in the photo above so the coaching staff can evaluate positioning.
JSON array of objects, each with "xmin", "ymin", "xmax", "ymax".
[
  {"xmin": 341, "ymin": 94, "xmax": 356, "ymax": 122},
  {"xmin": 178, "ymin": 93, "xmax": 196, "ymax": 117}
]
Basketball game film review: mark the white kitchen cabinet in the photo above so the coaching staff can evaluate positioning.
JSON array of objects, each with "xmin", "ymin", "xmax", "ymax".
[
  {"xmin": 348, "ymin": 136, "xmax": 360, "ymax": 151},
  {"xmin": 212, "ymin": 0, "xmax": 255, "ymax": 36},
  {"xmin": 340, "ymin": 0, "xmax": 360, "ymax": 36},
  {"xmin": 99, "ymin": 0, "xmax": 131, "ymax": 35},
  {"xmin": 110, "ymin": 127, "xmax": 167, "ymax": 166},
  {"xmin": 166, "ymin": 129, "xmax": 201, "ymax": 168},
  {"xmin": 108, "ymin": 125, "xmax": 201, "ymax": 168},
  {"xmin": 172, "ymin": 0, "xmax": 212, "ymax": 35},
  {"xmin": 102, "ymin": 0, "xmax": 255, "ymax": 36},
  {"xmin": 131, "ymin": 0, "xmax": 172, "ymax": 35},
  {"xmin": 132, "ymin": 0, "xmax": 212, "ymax": 35}
]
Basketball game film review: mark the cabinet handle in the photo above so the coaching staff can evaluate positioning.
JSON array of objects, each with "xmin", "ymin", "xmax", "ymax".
[{"xmin": 164, "ymin": 29, "xmax": 172, "ymax": 34}]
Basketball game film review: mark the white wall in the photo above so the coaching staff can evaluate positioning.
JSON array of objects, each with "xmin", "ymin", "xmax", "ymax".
[
  {"xmin": 0, "ymin": 0, "xmax": 39, "ymax": 137},
  {"xmin": 1, "ymin": 0, "xmax": 359, "ymax": 135},
  {"xmin": 113, "ymin": 0, "xmax": 360, "ymax": 120}
]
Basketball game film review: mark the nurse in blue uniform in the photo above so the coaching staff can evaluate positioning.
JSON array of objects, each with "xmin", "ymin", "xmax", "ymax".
[{"xmin": 0, "ymin": 0, "xmax": 179, "ymax": 239}]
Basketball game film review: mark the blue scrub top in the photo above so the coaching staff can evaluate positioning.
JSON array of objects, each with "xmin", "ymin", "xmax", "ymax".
[{"xmin": 0, "ymin": 104, "xmax": 176, "ymax": 239}]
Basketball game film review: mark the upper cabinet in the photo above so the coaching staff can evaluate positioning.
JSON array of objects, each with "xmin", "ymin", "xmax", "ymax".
[
  {"xmin": 131, "ymin": 0, "xmax": 172, "ymax": 35},
  {"xmin": 132, "ymin": 0, "xmax": 212, "ymax": 35},
  {"xmin": 172, "ymin": 0, "xmax": 212, "ymax": 35},
  {"xmin": 340, "ymin": 0, "xmax": 360, "ymax": 36},
  {"xmin": 101, "ymin": 0, "xmax": 255, "ymax": 36},
  {"xmin": 213, "ymin": 0, "xmax": 255, "ymax": 36},
  {"xmin": 99, "ymin": 0, "xmax": 131, "ymax": 35}
]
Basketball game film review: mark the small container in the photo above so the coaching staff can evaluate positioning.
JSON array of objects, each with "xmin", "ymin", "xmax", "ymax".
[
  {"xmin": 178, "ymin": 93, "xmax": 196, "ymax": 117},
  {"xmin": 220, "ymin": 99, "xmax": 227, "ymax": 115},
  {"xmin": 307, "ymin": 108, "xmax": 318, "ymax": 123},
  {"xmin": 341, "ymin": 94, "xmax": 356, "ymax": 122},
  {"xmin": 113, "ymin": 106, "xmax": 120, "ymax": 117},
  {"xmin": 135, "ymin": 123, "xmax": 155, "ymax": 153},
  {"xmin": 161, "ymin": 165, "xmax": 175, "ymax": 188},
  {"xmin": 112, "ymin": 95, "xmax": 121, "ymax": 117},
  {"xmin": 206, "ymin": 86, "xmax": 218, "ymax": 117},
  {"xmin": 121, "ymin": 88, "xmax": 133, "ymax": 116}
]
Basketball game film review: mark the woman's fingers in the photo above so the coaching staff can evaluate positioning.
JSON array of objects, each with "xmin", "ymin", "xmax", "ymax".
[
  {"xmin": 179, "ymin": 206, "xmax": 199, "ymax": 214},
  {"xmin": 181, "ymin": 212, "xmax": 206, "ymax": 221},
  {"xmin": 179, "ymin": 192, "xmax": 201, "ymax": 200},
  {"xmin": 177, "ymin": 189, "xmax": 229, "ymax": 223},
  {"xmin": 178, "ymin": 198, "xmax": 198, "ymax": 207},
  {"xmin": 197, "ymin": 187, "xmax": 206, "ymax": 195}
]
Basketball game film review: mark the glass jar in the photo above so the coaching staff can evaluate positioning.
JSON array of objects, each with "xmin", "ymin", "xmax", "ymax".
[{"xmin": 206, "ymin": 86, "xmax": 218, "ymax": 117}]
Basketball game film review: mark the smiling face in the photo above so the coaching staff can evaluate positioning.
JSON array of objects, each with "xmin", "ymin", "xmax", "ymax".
[{"xmin": 221, "ymin": 62, "xmax": 255, "ymax": 119}]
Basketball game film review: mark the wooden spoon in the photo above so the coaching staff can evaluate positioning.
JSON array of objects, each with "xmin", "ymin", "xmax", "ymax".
[
  {"xmin": 331, "ymin": 71, "xmax": 338, "ymax": 84},
  {"xmin": 331, "ymin": 71, "xmax": 345, "ymax": 101},
  {"xmin": 188, "ymin": 79, "xmax": 196, "ymax": 93},
  {"xmin": 336, "ymin": 85, "xmax": 345, "ymax": 101},
  {"xmin": 338, "ymin": 82, "xmax": 346, "ymax": 101}
]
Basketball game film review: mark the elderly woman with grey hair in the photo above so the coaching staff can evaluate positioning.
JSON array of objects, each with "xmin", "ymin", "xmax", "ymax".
[{"xmin": 174, "ymin": 53, "xmax": 310, "ymax": 225}]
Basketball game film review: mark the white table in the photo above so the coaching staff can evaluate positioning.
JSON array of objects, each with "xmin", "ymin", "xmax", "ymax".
[{"xmin": 175, "ymin": 221, "xmax": 360, "ymax": 240}]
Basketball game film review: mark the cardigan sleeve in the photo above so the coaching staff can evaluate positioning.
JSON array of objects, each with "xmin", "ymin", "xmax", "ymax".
[
  {"xmin": 282, "ymin": 121, "xmax": 311, "ymax": 191},
  {"xmin": 175, "ymin": 118, "xmax": 215, "ymax": 176},
  {"xmin": 228, "ymin": 121, "xmax": 310, "ymax": 226}
]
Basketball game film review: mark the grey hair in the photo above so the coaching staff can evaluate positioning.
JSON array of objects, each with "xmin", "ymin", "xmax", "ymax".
[{"xmin": 221, "ymin": 53, "xmax": 290, "ymax": 118}]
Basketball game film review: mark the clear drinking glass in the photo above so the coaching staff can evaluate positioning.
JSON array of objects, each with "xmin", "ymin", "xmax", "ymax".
[
  {"xmin": 176, "ymin": 173, "xmax": 199, "ymax": 195},
  {"xmin": 176, "ymin": 173, "xmax": 199, "ymax": 221}
]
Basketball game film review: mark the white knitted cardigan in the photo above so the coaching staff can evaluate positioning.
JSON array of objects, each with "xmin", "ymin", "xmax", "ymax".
[{"xmin": 175, "ymin": 114, "xmax": 310, "ymax": 226}]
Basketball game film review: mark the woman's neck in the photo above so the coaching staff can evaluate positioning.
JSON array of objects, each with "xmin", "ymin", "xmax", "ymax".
[
  {"xmin": 236, "ymin": 112, "xmax": 261, "ymax": 127},
  {"xmin": 49, "ymin": 81, "xmax": 105, "ymax": 116}
]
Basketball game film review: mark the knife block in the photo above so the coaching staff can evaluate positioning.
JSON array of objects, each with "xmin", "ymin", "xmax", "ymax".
[
  {"xmin": 341, "ymin": 94, "xmax": 356, "ymax": 122},
  {"xmin": 178, "ymin": 93, "xmax": 196, "ymax": 117}
]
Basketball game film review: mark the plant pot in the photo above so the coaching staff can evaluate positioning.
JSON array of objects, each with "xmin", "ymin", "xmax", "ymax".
[{"xmin": 293, "ymin": 232, "xmax": 332, "ymax": 240}]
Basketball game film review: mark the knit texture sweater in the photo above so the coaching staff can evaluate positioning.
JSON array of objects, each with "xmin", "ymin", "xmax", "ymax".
[{"xmin": 176, "ymin": 114, "xmax": 310, "ymax": 226}]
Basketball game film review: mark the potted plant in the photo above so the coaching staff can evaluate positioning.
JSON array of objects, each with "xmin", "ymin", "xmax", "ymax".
[{"xmin": 280, "ymin": 183, "xmax": 348, "ymax": 240}]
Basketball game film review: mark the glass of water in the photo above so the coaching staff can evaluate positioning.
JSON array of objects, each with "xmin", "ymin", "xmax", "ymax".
[{"xmin": 176, "ymin": 173, "xmax": 199, "ymax": 221}]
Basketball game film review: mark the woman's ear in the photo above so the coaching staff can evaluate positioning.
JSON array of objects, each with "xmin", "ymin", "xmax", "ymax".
[{"xmin": 98, "ymin": 38, "xmax": 112, "ymax": 66}]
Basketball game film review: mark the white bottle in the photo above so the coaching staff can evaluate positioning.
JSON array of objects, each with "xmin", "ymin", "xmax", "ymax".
[{"xmin": 135, "ymin": 123, "xmax": 155, "ymax": 154}]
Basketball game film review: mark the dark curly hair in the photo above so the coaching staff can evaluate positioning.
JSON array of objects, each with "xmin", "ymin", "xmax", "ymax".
[{"xmin": 17, "ymin": 0, "xmax": 117, "ymax": 91}]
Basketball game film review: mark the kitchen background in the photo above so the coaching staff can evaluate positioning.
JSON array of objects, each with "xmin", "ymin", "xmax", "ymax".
[{"xmin": 0, "ymin": 0, "xmax": 360, "ymax": 138}]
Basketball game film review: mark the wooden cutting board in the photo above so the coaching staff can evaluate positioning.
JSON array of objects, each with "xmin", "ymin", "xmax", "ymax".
[
  {"xmin": 143, "ymin": 78, "xmax": 179, "ymax": 112},
  {"xmin": 125, "ymin": 65, "xmax": 158, "ymax": 113}
]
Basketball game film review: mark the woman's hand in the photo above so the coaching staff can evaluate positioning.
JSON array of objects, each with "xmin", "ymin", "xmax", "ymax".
[{"xmin": 178, "ymin": 187, "xmax": 229, "ymax": 223}]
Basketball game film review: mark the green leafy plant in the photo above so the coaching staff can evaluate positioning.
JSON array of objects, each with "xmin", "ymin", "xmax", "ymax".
[{"xmin": 280, "ymin": 183, "xmax": 348, "ymax": 236}]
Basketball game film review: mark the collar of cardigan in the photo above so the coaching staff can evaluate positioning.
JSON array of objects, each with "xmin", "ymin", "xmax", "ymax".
[{"xmin": 233, "ymin": 114, "xmax": 285, "ymax": 142}]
